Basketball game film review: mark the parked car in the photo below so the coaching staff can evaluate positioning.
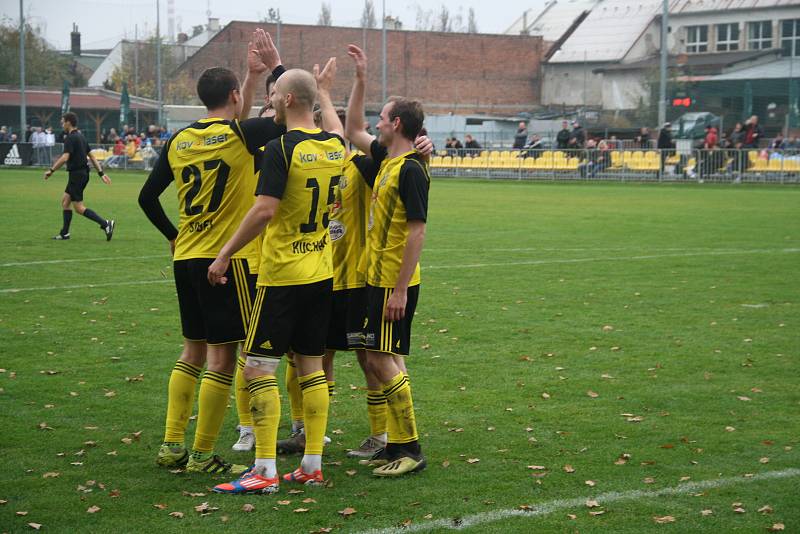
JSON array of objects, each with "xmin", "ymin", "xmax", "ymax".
[{"xmin": 671, "ymin": 112, "xmax": 721, "ymax": 140}]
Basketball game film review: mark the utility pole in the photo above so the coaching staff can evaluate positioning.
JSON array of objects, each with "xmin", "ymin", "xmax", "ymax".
[
  {"xmin": 156, "ymin": 0, "xmax": 163, "ymax": 126},
  {"xmin": 658, "ymin": 0, "xmax": 669, "ymax": 127},
  {"xmin": 381, "ymin": 0, "xmax": 387, "ymax": 103},
  {"xmin": 134, "ymin": 24, "xmax": 140, "ymax": 133},
  {"xmin": 19, "ymin": 0, "xmax": 26, "ymax": 137}
]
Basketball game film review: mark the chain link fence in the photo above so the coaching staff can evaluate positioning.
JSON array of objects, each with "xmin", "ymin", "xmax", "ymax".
[{"xmin": 1, "ymin": 143, "xmax": 164, "ymax": 172}]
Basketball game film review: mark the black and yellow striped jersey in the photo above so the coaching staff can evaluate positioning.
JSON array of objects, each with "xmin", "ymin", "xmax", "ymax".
[
  {"xmin": 139, "ymin": 116, "xmax": 285, "ymax": 273},
  {"xmin": 256, "ymin": 127, "xmax": 346, "ymax": 287},
  {"xmin": 365, "ymin": 140, "xmax": 430, "ymax": 288},
  {"xmin": 330, "ymin": 152, "xmax": 376, "ymax": 291}
]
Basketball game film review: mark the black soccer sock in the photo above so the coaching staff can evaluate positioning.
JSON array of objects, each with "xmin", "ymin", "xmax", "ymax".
[
  {"xmin": 61, "ymin": 210, "xmax": 73, "ymax": 234},
  {"xmin": 82, "ymin": 209, "xmax": 107, "ymax": 228}
]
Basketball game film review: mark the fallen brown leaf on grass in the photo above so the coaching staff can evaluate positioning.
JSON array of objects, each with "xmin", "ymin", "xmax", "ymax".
[
  {"xmin": 287, "ymin": 489, "xmax": 304, "ymax": 495},
  {"xmin": 467, "ymin": 458, "xmax": 480, "ymax": 464},
  {"xmin": 644, "ymin": 477, "xmax": 656, "ymax": 484},
  {"xmin": 42, "ymin": 472, "xmax": 60, "ymax": 478},
  {"xmin": 182, "ymin": 491, "xmax": 206, "ymax": 497},
  {"xmin": 87, "ymin": 505, "xmax": 101, "ymax": 514},
  {"xmin": 527, "ymin": 465, "xmax": 546, "ymax": 470},
  {"xmin": 737, "ymin": 396, "xmax": 752, "ymax": 402},
  {"xmin": 541, "ymin": 392, "xmax": 551, "ymax": 400},
  {"xmin": 768, "ymin": 523, "xmax": 785, "ymax": 531},
  {"xmin": 109, "ymin": 489, "xmax": 120, "ymax": 498},
  {"xmin": 586, "ymin": 500, "xmax": 600, "ymax": 508},
  {"xmin": 589, "ymin": 510, "xmax": 606, "ymax": 516},
  {"xmin": 241, "ymin": 503, "xmax": 255, "ymax": 512},
  {"xmin": 587, "ymin": 391, "xmax": 599, "ymax": 398},
  {"xmin": 733, "ymin": 507, "xmax": 746, "ymax": 514},
  {"xmin": 194, "ymin": 502, "xmax": 219, "ymax": 514},
  {"xmin": 653, "ymin": 515, "xmax": 676, "ymax": 524},
  {"xmin": 759, "ymin": 457, "xmax": 770, "ymax": 464},
  {"xmin": 293, "ymin": 508, "xmax": 310, "ymax": 513},
  {"xmin": 441, "ymin": 460, "xmax": 450, "ymax": 468},
  {"xmin": 27, "ymin": 523, "xmax": 42, "ymax": 530},
  {"xmin": 120, "ymin": 438, "xmax": 132, "ymax": 445},
  {"xmin": 339, "ymin": 507, "xmax": 357, "ymax": 518},
  {"xmin": 17, "ymin": 511, "xmax": 29, "ymax": 516},
  {"xmin": 38, "ymin": 422, "xmax": 53, "ymax": 431},
  {"xmin": 302, "ymin": 498, "xmax": 317, "ymax": 504},
  {"xmin": 345, "ymin": 469, "xmax": 357, "ymax": 476},
  {"xmin": 701, "ymin": 509, "xmax": 713, "ymax": 516},
  {"xmin": 312, "ymin": 529, "xmax": 333, "ymax": 534},
  {"xmin": 563, "ymin": 465, "xmax": 575, "ymax": 473},
  {"xmin": 758, "ymin": 505, "xmax": 773, "ymax": 514},
  {"xmin": 169, "ymin": 511, "xmax": 184, "ymax": 519},
  {"xmin": 277, "ymin": 500, "xmax": 291, "ymax": 506},
  {"xmin": 585, "ymin": 480, "xmax": 596, "ymax": 487},
  {"xmin": 153, "ymin": 504, "xmax": 168, "ymax": 510}
]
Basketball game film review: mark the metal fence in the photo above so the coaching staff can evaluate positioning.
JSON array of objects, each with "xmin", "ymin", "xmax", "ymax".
[
  {"xmin": 1, "ymin": 143, "xmax": 164, "ymax": 172},
  {"xmin": 429, "ymin": 148, "xmax": 800, "ymax": 184}
]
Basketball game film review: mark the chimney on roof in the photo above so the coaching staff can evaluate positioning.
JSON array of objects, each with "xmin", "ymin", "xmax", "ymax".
[
  {"xmin": 70, "ymin": 23, "xmax": 81, "ymax": 56},
  {"xmin": 177, "ymin": 32, "xmax": 189, "ymax": 44},
  {"xmin": 207, "ymin": 17, "xmax": 220, "ymax": 32}
]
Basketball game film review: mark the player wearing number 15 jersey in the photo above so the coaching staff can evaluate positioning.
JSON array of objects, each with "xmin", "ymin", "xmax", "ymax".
[{"xmin": 138, "ymin": 60, "xmax": 286, "ymax": 476}]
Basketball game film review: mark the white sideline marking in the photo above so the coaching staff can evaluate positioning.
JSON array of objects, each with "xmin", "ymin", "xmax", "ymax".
[
  {"xmin": 0, "ymin": 279, "xmax": 171, "ymax": 294},
  {"xmin": 0, "ymin": 254, "xmax": 167, "ymax": 267},
  {"xmin": 2, "ymin": 248, "xmax": 798, "ymax": 294},
  {"xmin": 358, "ymin": 468, "xmax": 800, "ymax": 534},
  {"xmin": 422, "ymin": 248, "xmax": 800, "ymax": 271}
]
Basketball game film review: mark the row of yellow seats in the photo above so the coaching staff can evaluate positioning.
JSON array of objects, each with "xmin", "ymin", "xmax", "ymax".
[
  {"xmin": 431, "ymin": 155, "xmax": 581, "ymax": 170},
  {"xmin": 748, "ymin": 159, "xmax": 800, "ymax": 171}
]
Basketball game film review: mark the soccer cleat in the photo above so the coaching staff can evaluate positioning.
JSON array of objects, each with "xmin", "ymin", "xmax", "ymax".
[
  {"xmin": 186, "ymin": 454, "xmax": 248, "ymax": 475},
  {"xmin": 282, "ymin": 467, "xmax": 324, "ymax": 486},
  {"xmin": 372, "ymin": 454, "xmax": 427, "ymax": 477},
  {"xmin": 358, "ymin": 447, "xmax": 391, "ymax": 467},
  {"xmin": 347, "ymin": 435, "xmax": 387, "ymax": 459},
  {"xmin": 277, "ymin": 429, "xmax": 331, "ymax": 454},
  {"xmin": 232, "ymin": 427, "xmax": 255, "ymax": 452},
  {"xmin": 213, "ymin": 471, "xmax": 279, "ymax": 495},
  {"xmin": 156, "ymin": 444, "xmax": 189, "ymax": 468},
  {"xmin": 104, "ymin": 219, "xmax": 115, "ymax": 241},
  {"xmin": 52, "ymin": 232, "xmax": 71, "ymax": 240}
]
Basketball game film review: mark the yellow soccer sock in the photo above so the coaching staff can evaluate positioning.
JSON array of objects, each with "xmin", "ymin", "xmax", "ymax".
[
  {"xmin": 163, "ymin": 360, "xmax": 202, "ymax": 444},
  {"xmin": 248, "ymin": 375, "xmax": 280, "ymax": 460},
  {"xmin": 327, "ymin": 380, "xmax": 336, "ymax": 398},
  {"xmin": 234, "ymin": 356, "xmax": 253, "ymax": 427},
  {"xmin": 299, "ymin": 371, "xmax": 329, "ymax": 456},
  {"xmin": 191, "ymin": 370, "xmax": 233, "ymax": 453},
  {"xmin": 383, "ymin": 372, "xmax": 419, "ymax": 444},
  {"xmin": 366, "ymin": 389, "xmax": 388, "ymax": 436},
  {"xmin": 285, "ymin": 355, "xmax": 304, "ymax": 428}
]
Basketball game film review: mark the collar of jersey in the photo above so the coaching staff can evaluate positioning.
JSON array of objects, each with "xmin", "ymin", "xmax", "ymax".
[
  {"xmin": 289, "ymin": 127, "xmax": 322, "ymax": 134},
  {"xmin": 199, "ymin": 117, "xmax": 228, "ymax": 123}
]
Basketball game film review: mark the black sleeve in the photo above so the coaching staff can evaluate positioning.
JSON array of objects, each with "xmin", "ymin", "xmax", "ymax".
[
  {"xmin": 238, "ymin": 117, "xmax": 286, "ymax": 155},
  {"xmin": 138, "ymin": 146, "xmax": 178, "ymax": 241},
  {"xmin": 363, "ymin": 139, "xmax": 388, "ymax": 188},
  {"xmin": 63, "ymin": 135, "xmax": 74, "ymax": 156},
  {"xmin": 398, "ymin": 160, "xmax": 429, "ymax": 222},
  {"xmin": 352, "ymin": 154, "xmax": 380, "ymax": 186},
  {"xmin": 255, "ymin": 139, "xmax": 288, "ymax": 199}
]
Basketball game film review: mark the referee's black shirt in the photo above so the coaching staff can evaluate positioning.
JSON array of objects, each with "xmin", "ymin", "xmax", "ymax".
[{"xmin": 64, "ymin": 130, "xmax": 90, "ymax": 172}]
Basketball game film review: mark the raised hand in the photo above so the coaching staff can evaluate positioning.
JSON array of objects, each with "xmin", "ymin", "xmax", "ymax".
[
  {"xmin": 347, "ymin": 44, "xmax": 367, "ymax": 80},
  {"xmin": 254, "ymin": 28, "xmax": 281, "ymax": 72},
  {"xmin": 314, "ymin": 57, "xmax": 337, "ymax": 92}
]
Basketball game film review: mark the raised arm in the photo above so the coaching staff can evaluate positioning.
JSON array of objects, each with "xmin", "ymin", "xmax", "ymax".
[
  {"xmin": 345, "ymin": 44, "xmax": 375, "ymax": 153},
  {"xmin": 241, "ymin": 29, "xmax": 282, "ymax": 119},
  {"xmin": 314, "ymin": 57, "xmax": 343, "ymax": 138}
]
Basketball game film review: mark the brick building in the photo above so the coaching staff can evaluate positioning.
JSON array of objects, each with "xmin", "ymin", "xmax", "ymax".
[{"xmin": 177, "ymin": 21, "xmax": 544, "ymax": 115}]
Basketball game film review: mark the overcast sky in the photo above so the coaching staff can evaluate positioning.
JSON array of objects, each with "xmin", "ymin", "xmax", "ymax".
[{"xmin": 2, "ymin": 0, "xmax": 540, "ymax": 50}]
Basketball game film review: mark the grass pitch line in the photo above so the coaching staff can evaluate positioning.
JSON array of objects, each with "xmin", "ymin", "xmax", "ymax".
[
  {"xmin": 0, "ymin": 254, "xmax": 167, "ymax": 268},
  {"xmin": 0, "ymin": 279, "xmax": 171, "ymax": 294},
  {"xmin": 423, "ymin": 248, "xmax": 800, "ymax": 271},
  {"xmin": 359, "ymin": 468, "xmax": 800, "ymax": 534}
]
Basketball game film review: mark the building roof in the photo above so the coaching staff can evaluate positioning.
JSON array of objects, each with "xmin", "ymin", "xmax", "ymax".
[
  {"xmin": 593, "ymin": 49, "xmax": 780, "ymax": 72},
  {"xmin": 505, "ymin": 0, "xmax": 600, "ymax": 40},
  {"xmin": 548, "ymin": 0, "xmax": 664, "ymax": 63},
  {"xmin": 0, "ymin": 87, "xmax": 159, "ymax": 111},
  {"xmin": 670, "ymin": 0, "xmax": 797, "ymax": 14},
  {"xmin": 706, "ymin": 57, "xmax": 800, "ymax": 80}
]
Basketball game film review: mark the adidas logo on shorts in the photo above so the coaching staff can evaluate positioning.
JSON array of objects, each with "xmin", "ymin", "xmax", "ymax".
[{"xmin": 259, "ymin": 340, "xmax": 273, "ymax": 350}]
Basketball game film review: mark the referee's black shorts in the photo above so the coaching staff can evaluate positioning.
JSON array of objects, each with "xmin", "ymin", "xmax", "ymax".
[
  {"xmin": 65, "ymin": 169, "xmax": 90, "ymax": 202},
  {"xmin": 173, "ymin": 257, "xmax": 256, "ymax": 345}
]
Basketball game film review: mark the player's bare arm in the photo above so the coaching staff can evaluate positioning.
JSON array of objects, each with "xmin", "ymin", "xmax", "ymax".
[
  {"xmin": 314, "ymin": 57, "xmax": 343, "ymax": 138},
  {"xmin": 345, "ymin": 44, "xmax": 374, "ymax": 153},
  {"xmin": 207, "ymin": 195, "xmax": 280, "ymax": 285},
  {"xmin": 384, "ymin": 220, "xmax": 426, "ymax": 322}
]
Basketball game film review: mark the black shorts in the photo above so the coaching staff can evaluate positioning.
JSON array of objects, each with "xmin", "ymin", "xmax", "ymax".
[
  {"xmin": 244, "ymin": 278, "xmax": 333, "ymax": 359},
  {"xmin": 65, "ymin": 169, "xmax": 90, "ymax": 202},
  {"xmin": 363, "ymin": 284, "xmax": 419, "ymax": 356},
  {"xmin": 326, "ymin": 287, "xmax": 367, "ymax": 352},
  {"xmin": 173, "ymin": 257, "xmax": 256, "ymax": 345}
]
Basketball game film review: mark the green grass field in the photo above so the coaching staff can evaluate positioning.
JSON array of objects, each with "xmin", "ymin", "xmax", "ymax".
[{"xmin": 1, "ymin": 168, "xmax": 798, "ymax": 533}]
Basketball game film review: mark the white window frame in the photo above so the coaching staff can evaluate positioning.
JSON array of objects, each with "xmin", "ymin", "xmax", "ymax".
[
  {"xmin": 716, "ymin": 23, "xmax": 740, "ymax": 52},
  {"xmin": 748, "ymin": 20, "xmax": 772, "ymax": 50},
  {"xmin": 781, "ymin": 19, "xmax": 800, "ymax": 57},
  {"xmin": 686, "ymin": 25, "xmax": 708, "ymax": 53}
]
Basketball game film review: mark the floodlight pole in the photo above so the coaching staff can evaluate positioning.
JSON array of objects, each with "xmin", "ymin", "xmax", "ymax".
[
  {"xmin": 381, "ymin": 0, "xmax": 387, "ymax": 103},
  {"xmin": 19, "ymin": 0, "xmax": 26, "ymax": 137},
  {"xmin": 658, "ymin": 0, "xmax": 668, "ymax": 128},
  {"xmin": 156, "ymin": 0, "xmax": 163, "ymax": 126}
]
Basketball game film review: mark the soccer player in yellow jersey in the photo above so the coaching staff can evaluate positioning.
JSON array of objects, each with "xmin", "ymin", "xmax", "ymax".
[
  {"xmin": 345, "ymin": 44, "xmax": 430, "ymax": 477},
  {"xmin": 208, "ymin": 66, "xmax": 346, "ymax": 495},
  {"xmin": 139, "ymin": 29, "xmax": 287, "ymax": 474}
]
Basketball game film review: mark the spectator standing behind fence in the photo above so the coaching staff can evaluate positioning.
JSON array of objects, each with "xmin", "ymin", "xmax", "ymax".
[
  {"xmin": 452, "ymin": 137, "xmax": 464, "ymax": 157},
  {"xmin": 513, "ymin": 122, "xmax": 528, "ymax": 149},
  {"xmin": 657, "ymin": 123, "xmax": 673, "ymax": 174},
  {"xmin": 769, "ymin": 133, "xmax": 787, "ymax": 150},
  {"xmin": 0, "ymin": 126, "xmax": 7, "ymax": 142},
  {"xmin": 728, "ymin": 122, "xmax": 746, "ymax": 174},
  {"xmin": 556, "ymin": 120, "xmax": 570, "ymax": 149},
  {"xmin": 569, "ymin": 121, "xmax": 585, "ymax": 150},
  {"xmin": 525, "ymin": 134, "xmax": 543, "ymax": 158},
  {"xmin": 744, "ymin": 116, "xmax": 763, "ymax": 148},
  {"xmin": 635, "ymin": 127, "xmax": 650, "ymax": 149},
  {"xmin": 464, "ymin": 134, "xmax": 480, "ymax": 156}
]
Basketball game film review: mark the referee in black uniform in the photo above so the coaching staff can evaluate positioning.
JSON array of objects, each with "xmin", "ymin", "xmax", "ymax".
[{"xmin": 44, "ymin": 112, "xmax": 115, "ymax": 241}]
